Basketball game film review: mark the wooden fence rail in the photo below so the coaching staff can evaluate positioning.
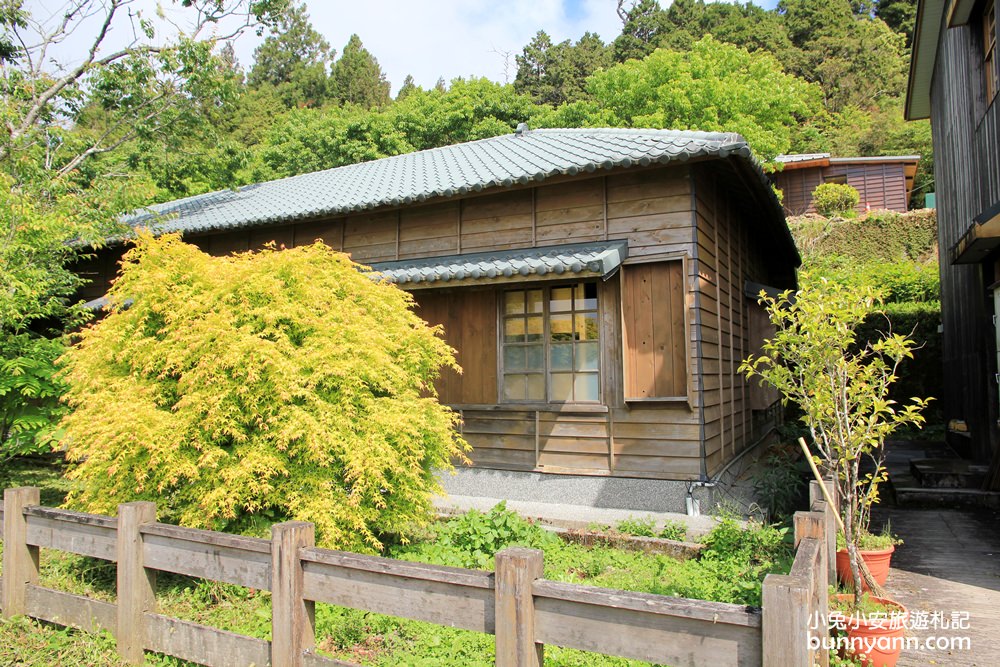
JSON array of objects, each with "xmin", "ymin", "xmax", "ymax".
[{"xmin": 1, "ymin": 484, "xmax": 835, "ymax": 667}]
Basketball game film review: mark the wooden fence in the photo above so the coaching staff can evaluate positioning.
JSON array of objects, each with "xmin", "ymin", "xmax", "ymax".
[{"xmin": 1, "ymin": 483, "xmax": 835, "ymax": 667}]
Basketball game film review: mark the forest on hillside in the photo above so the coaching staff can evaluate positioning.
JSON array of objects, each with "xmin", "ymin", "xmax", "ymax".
[{"xmin": 34, "ymin": 0, "xmax": 932, "ymax": 206}]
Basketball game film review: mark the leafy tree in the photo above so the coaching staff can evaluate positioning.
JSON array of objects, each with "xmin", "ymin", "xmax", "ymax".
[
  {"xmin": 612, "ymin": 0, "xmax": 671, "ymax": 62},
  {"xmin": 0, "ymin": 0, "xmax": 286, "ymax": 455},
  {"xmin": 247, "ymin": 1, "xmax": 333, "ymax": 108},
  {"xmin": 392, "ymin": 78, "xmax": 542, "ymax": 150},
  {"xmin": 0, "ymin": 176, "xmax": 143, "ymax": 454},
  {"xmin": 396, "ymin": 74, "xmax": 419, "ymax": 101},
  {"xmin": 740, "ymin": 276, "xmax": 928, "ymax": 603},
  {"xmin": 254, "ymin": 105, "xmax": 413, "ymax": 179},
  {"xmin": 59, "ymin": 234, "xmax": 468, "ymax": 551},
  {"xmin": 515, "ymin": 31, "xmax": 559, "ymax": 104},
  {"xmin": 876, "ymin": 0, "xmax": 918, "ymax": 46},
  {"xmin": 810, "ymin": 19, "xmax": 907, "ymax": 111},
  {"xmin": 329, "ymin": 34, "xmax": 391, "ymax": 109},
  {"xmin": 551, "ymin": 37, "xmax": 823, "ymax": 161},
  {"xmin": 255, "ymin": 78, "xmax": 541, "ymax": 179},
  {"xmin": 703, "ymin": 3, "xmax": 795, "ymax": 57},
  {"xmin": 516, "ymin": 31, "xmax": 610, "ymax": 105}
]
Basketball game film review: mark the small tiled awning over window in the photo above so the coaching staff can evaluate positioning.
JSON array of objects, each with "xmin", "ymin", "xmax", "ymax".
[{"xmin": 369, "ymin": 240, "xmax": 629, "ymax": 288}]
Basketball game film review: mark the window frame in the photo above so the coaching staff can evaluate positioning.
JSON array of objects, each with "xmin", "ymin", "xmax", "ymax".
[
  {"xmin": 498, "ymin": 280, "xmax": 603, "ymax": 406},
  {"xmin": 976, "ymin": 0, "xmax": 1000, "ymax": 103}
]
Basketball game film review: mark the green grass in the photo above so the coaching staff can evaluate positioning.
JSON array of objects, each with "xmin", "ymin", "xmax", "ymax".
[{"xmin": 0, "ymin": 457, "xmax": 793, "ymax": 666}]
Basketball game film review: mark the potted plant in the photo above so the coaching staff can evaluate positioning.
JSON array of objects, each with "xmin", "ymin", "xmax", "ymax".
[
  {"xmin": 740, "ymin": 276, "xmax": 929, "ymax": 601},
  {"xmin": 834, "ymin": 525, "xmax": 902, "ymax": 590},
  {"xmin": 830, "ymin": 591, "xmax": 909, "ymax": 667}
]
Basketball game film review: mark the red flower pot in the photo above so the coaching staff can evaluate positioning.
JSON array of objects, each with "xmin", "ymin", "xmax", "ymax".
[
  {"xmin": 836, "ymin": 545, "xmax": 895, "ymax": 590},
  {"xmin": 833, "ymin": 594, "xmax": 908, "ymax": 667}
]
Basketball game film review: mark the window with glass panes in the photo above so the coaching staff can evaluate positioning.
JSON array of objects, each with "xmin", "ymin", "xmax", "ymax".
[
  {"xmin": 985, "ymin": 0, "xmax": 998, "ymax": 102},
  {"xmin": 502, "ymin": 283, "xmax": 600, "ymax": 403}
]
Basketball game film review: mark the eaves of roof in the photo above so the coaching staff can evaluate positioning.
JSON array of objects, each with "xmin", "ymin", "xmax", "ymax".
[{"xmin": 906, "ymin": 0, "xmax": 947, "ymax": 120}]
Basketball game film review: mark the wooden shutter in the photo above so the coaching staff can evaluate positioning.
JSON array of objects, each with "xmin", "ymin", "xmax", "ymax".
[
  {"xmin": 747, "ymin": 298, "xmax": 781, "ymax": 410},
  {"xmin": 414, "ymin": 288, "xmax": 498, "ymax": 405},
  {"xmin": 621, "ymin": 261, "xmax": 687, "ymax": 399}
]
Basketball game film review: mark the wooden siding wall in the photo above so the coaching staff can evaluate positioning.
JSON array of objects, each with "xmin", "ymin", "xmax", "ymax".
[
  {"xmin": 773, "ymin": 163, "xmax": 909, "ymax": 216},
  {"xmin": 773, "ymin": 168, "xmax": 824, "ymax": 217},
  {"xmin": 77, "ymin": 165, "xmax": 781, "ymax": 481},
  {"xmin": 692, "ymin": 166, "xmax": 780, "ymax": 477},
  {"xmin": 828, "ymin": 163, "xmax": 908, "ymax": 213},
  {"xmin": 931, "ymin": 22, "xmax": 1000, "ymax": 461}
]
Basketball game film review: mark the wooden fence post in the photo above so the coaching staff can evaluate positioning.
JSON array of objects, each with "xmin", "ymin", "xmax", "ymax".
[
  {"xmin": 271, "ymin": 521, "xmax": 315, "ymax": 667},
  {"xmin": 495, "ymin": 547, "xmax": 543, "ymax": 667},
  {"xmin": 810, "ymin": 478, "xmax": 839, "ymax": 583},
  {"xmin": 795, "ymin": 511, "xmax": 829, "ymax": 667},
  {"xmin": 117, "ymin": 501, "xmax": 157, "ymax": 664},
  {"xmin": 762, "ymin": 573, "xmax": 811, "ymax": 667},
  {"xmin": 2, "ymin": 486, "xmax": 40, "ymax": 618}
]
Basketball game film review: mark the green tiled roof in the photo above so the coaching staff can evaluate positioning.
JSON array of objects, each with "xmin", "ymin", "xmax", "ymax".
[
  {"xmin": 126, "ymin": 128, "xmax": 779, "ymax": 235},
  {"xmin": 370, "ymin": 241, "xmax": 629, "ymax": 287}
]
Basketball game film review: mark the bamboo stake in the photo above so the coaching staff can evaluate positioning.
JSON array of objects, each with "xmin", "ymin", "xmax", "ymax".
[{"xmin": 798, "ymin": 437, "xmax": 887, "ymax": 600}]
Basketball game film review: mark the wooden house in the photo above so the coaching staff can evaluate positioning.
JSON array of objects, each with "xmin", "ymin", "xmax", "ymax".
[
  {"xmin": 772, "ymin": 153, "xmax": 920, "ymax": 216},
  {"xmin": 907, "ymin": 0, "xmax": 1000, "ymax": 471},
  {"xmin": 79, "ymin": 128, "xmax": 799, "ymax": 483}
]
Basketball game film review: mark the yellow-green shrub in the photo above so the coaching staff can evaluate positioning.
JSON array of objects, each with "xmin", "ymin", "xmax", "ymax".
[
  {"xmin": 811, "ymin": 182, "xmax": 860, "ymax": 217},
  {"xmin": 58, "ymin": 234, "xmax": 468, "ymax": 551}
]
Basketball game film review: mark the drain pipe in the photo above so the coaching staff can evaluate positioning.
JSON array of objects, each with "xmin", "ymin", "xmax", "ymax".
[
  {"xmin": 686, "ymin": 480, "xmax": 715, "ymax": 516},
  {"xmin": 684, "ymin": 424, "xmax": 777, "ymax": 516}
]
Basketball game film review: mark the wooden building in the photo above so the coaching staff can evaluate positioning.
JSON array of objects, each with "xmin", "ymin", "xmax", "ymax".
[
  {"xmin": 79, "ymin": 129, "xmax": 799, "ymax": 482},
  {"xmin": 907, "ymin": 0, "xmax": 1000, "ymax": 470},
  {"xmin": 771, "ymin": 153, "xmax": 920, "ymax": 216}
]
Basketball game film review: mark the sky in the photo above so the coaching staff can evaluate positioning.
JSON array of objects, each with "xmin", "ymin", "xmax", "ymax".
[{"xmin": 23, "ymin": 0, "xmax": 778, "ymax": 96}]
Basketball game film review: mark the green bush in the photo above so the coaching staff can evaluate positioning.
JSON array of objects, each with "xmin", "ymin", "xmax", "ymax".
[
  {"xmin": 57, "ymin": 234, "xmax": 468, "ymax": 552},
  {"xmin": 752, "ymin": 446, "xmax": 808, "ymax": 522},
  {"xmin": 405, "ymin": 503, "xmax": 560, "ymax": 569},
  {"xmin": 810, "ymin": 259, "xmax": 939, "ymax": 304},
  {"xmin": 855, "ymin": 301, "xmax": 942, "ymax": 422},
  {"xmin": 812, "ymin": 182, "xmax": 860, "ymax": 217},
  {"xmin": 790, "ymin": 209, "xmax": 938, "ymax": 264}
]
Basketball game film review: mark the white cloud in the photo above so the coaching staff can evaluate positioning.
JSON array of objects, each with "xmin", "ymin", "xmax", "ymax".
[{"xmin": 232, "ymin": 0, "xmax": 624, "ymax": 92}]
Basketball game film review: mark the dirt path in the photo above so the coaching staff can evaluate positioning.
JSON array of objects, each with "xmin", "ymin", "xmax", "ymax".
[{"xmin": 872, "ymin": 506, "xmax": 1000, "ymax": 666}]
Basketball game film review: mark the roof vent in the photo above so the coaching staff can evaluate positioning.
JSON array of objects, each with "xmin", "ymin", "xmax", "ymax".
[{"xmin": 515, "ymin": 122, "xmax": 530, "ymax": 137}]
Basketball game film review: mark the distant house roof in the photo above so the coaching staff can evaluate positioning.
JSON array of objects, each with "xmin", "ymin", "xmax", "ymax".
[
  {"xmin": 775, "ymin": 154, "xmax": 920, "ymax": 169},
  {"xmin": 125, "ymin": 128, "xmax": 782, "ymax": 237},
  {"xmin": 371, "ymin": 240, "xmax": 629, "ymax": 288},
  {"xmin": 775, "ymin": 153, "xmax": 831, "ymax": 164}
]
